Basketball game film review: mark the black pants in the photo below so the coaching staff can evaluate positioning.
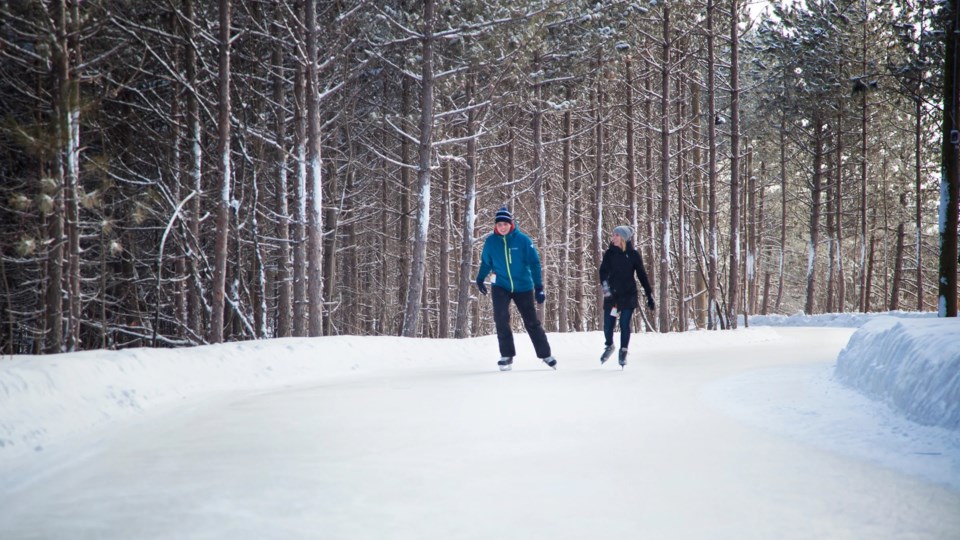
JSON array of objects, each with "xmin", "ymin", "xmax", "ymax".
[
  {"xmin": 603, "ymin": 305, "xmax": 635, "ymax": 349},
  {"xmin": 491, "ymin": 285, "xmax": 551, "ymax": 359}
]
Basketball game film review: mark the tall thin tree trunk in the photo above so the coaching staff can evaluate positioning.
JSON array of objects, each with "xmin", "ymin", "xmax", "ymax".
[
  {"xmin": 305, "ymin": 0, "xmax": 324, "ymax": 337},
  {"xmin": 916, "ymin": 95, "xmax": 925, "ymax": 311},
  {"xmin": 805, "ymin": 115, "xmax": 825, "ymax": 315},
  {"xmin": 891, "ymin": 221, "xmax": 906, "ymax": 310},
  {"xmin": 593, "ymin": 52, "xmax": 606, "ymax": 323},
  {"xmin": 558, "ymin": 85, "xmax": 573, "ymax": 333},
  {"xmin": 401, "ymin": 0, "xmax": 435, "ymax": 337},
  {"xmin": 439, "ymin": 160, "xmax": 451, "ymax": 338},
  {"xmin": 644, "ymin": 61, "xmax": 656, "ymax": 316},
  {"xmin": 397, "ymin": 70, "xmax": 412, "ymax": 334},
  {"xmin": 858, "ymin": 1, "xmax": 869, "ymax": 313},
  {"xmin": 727, "ymin": 0, "xmax": 741, "ymax": 328},
  {"xmin": 776, "ymin": 113, "xmax": 787, "ymax": 313},
  {"xmin": 690, "ymin": 75, "xmax": 706, "ymax": 328},
  {"xmin": 865, "ymin": 231, "xmax": 876, "ymax": 312},
  {"xmin": 707, "ymin": 0, "xmax": 719, "ymax": 328},
  {"xmin": 826, "ymin": 148, "xmax": 837, "ymax": 314},
  {"xmin": 836, "ymin": 110, "xmax": 846, "ymax": 313},
  {"xmin": 272, "ymin": 16, "xmax": 292, "ymax": 338},
  {"xmin": 625, "ymin": 56, "xmax": 637, "ymax": 234},
  {"xmin": 66, "ymin": 0, "xmax": 81, "ymax": 350},
  {"xmin": 658, "ymin": 5, "xmax": 672, "ymax": 333},
  {"xmin": 292, "ymin": 64, "xmax": 308, "ymax": 337},
  {"xmin": 209, "ymin": 0, "xmax": 232, "ymax": 343},
  {"xmin": 454, "ymin": 75, "xmax": 478, "ymax": 339},
  {"xmin": 532, "ymin": 51, "xmax": 547, "ymax": 322},
  {"xmin": 323, "ymin": 152, "xmax": 338, "ymax": 335},
  {"xmin": 184, "ymin": 0, "xmax": 204, "ymax": 340},
  {"xmin": 676, "ymin": 71, "xmax": 687, "ymax": 331},
  {"xmin": 746, "ymin": 147, "xmax": 756, "ymax": 315}
]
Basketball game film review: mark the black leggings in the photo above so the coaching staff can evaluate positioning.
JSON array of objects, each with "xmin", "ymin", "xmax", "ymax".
[{"xmin": 491, "ymin": 285, "xmax": 551, "ymax": 358}]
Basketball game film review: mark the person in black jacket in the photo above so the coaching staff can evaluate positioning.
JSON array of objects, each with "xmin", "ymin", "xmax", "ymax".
[{"xmin": 598, "ymin": 225, "xmax": 655, "ymax": 367}]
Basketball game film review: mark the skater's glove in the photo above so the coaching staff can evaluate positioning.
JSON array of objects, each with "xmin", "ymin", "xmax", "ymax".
[
  {"xmin": 476, "ymin": 278, "xmax": 487, "ymax": 295},
  {"xmin": 646, "ymin": 293, "xmax": 655, "ymax": 311},
  {"xmin": 535, "ymin": 285, "xmax": 545, "ymax": 304}
]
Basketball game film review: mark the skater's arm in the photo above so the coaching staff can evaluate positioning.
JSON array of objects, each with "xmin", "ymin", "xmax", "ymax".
[
  {"xmin": 598, "ymin": 250, "xmax": 611, "ymax": 284},
  {"xmin": 527, "ymin": 238, "xmax": 543, "ymax": 288},
  {"xmin": 633, "ymin": 251, "xmax": 653, "ymax": 297},
  {"xmin": 476, "ymin": 239, "xmax": 492, "ymax": 281}
]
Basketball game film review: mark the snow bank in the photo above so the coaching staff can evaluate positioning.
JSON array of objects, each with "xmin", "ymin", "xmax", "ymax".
[
  {"xmin": 0, "ymin": 335, "xmax": 496, "ymax": 461},
  {"xmin": 746, "ymin": 310, "xmax": 935, "ymax": 328},
  {"xmin": 835, "ymin": 317, "xmax": 960, "ymax": 430}
]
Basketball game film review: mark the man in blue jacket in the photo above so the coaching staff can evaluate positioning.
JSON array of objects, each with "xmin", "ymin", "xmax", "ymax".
[{"xmin": 475, "ymin": 207, "xmax": 557, "ymax": 371}]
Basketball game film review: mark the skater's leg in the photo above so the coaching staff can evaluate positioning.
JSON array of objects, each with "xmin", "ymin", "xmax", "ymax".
[
  {"xmin": 602, "ymin": 304, "xmax": 615, "ymax": 347},
  {"xmin": 514, "ymin": 290, "xmax": 551, "ymax": 358},
  {"xmin": 619, "ymin": 307, "xmax": 635, "ymax": 350},
  {"xmin": 491, "ymin": 286, "xmax": 516, "ymax": 357}
]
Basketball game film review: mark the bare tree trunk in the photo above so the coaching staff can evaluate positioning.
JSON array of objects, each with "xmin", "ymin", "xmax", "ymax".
[
  {"xmin": 532, "ymin": 50, "xmax": 547, "ymax": 322},
  {"xmin": 272, "ymin": 14, "xmax": 292, "ymax": 338},
  {"xmin": 397, "ymin": 71, "xmax": 412, "ymax": 334},
  {"xmin": 915, "ymin": 95, "xmax": 925, "ymax": 311},
  {"xmin": 891, "ymin": 221, "xmax": 906, "ymax": 310},
  {"xmin": 323, "ymin": 152, "xmax": 338, "ymax": 335},
  {"xmin": 169, "ymin": 26, "xmax": 187, "ymax": 339},
  {"xmin": 45, "ymin": 1, "xmax": 70, "ymax": 353},
  {"xmin": 625, "ymin": 56, "xmax": 638, "ymax": 234},
  {"xmin": 746, "ymin": 147, "xmax": 756, "ymax": 316},
  {"xmin": 865, "ymin": 231, "xmax": 876, "ymax": 312},
  {"xmin": 250, "ymin": 143, "xmax": 267, "ymax": 338},
  {"xmin": 690, "ymin": 74, "xmax": 706, "ymax": 328},
  {"xmin": 756, "ymin": 161, "xmax": 767, "ymax": 315},
  {"xmin": 575, "ymin": 155, "xmax": 586, "ymax": 330},
  {"xmin": 558, "ymin": 85, "xmax": 573, "ymax": 333},
  {"xmin": 401, "ymin": 0, "xmax": 435, "ymax": 337},
  {"xmin": 805, "ymin": 115, "xmax": 825, "ymax": 315},
  {"xmin": 658, "ymin": 5, "xmax": 672, "ymax": 333},
  {"xmin": 775, "ymin": 114, "xmax": 787, "ymax": 313},
  {"xmin": 676, "ymin": 72, "xmax": 687, "ymax": 331},
  {"xmin": 292, "ymin": 64, "xmax": 307, "ymax": 337},
  {"xmin": 439, "ymin": 160, "xmax": 451, "ymax": 338},
  {"xmin": 305, "ymin": 0, "xmax": 324, "ymax": 337},
  {"xmin": 644, "ymin": 61, "xmax": 656, "ymax": 319},
  {"xmin": 209, "ymin": 0, "xmax": 232, "ymax": 343},
  {"xmin": 184, "ymin": 0, "xmax": 204, "ymax": 340},
  {"xmin": 826, "ymin": 148, "xmax": 837, "ymax": 314},
  {"xmin": 707, "ymin": 0, "xmax": 719, "ymax": 328},
  {"xmin": 727, "ymin": 0, "xmax": 741, "ymax": 328},
  {"xmin": 836, "ymin": 134, "xmax": 846, "ymax": 314},
  {"xmin": 454, "ymin": 75, "xmax": 478, "ymax": 339},
  {"xmin": 64, "ymin": 0, "xmax": 81, "ymax": 350},
  {"xmin": 593, "ymin": 53, "xmax": 605, "ymax": 323},
  {"xmin": 859, "ymin": 7, "xmax": 869, "ymax": 313}
]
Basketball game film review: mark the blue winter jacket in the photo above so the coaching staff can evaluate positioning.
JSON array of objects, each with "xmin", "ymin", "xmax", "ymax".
[{"xmin": 476, "ymin": 227, "xmax": 542, "ymax": 293}]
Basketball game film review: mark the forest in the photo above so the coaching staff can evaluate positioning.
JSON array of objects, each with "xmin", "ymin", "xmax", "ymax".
[{"xmin": 0, "ymin": 0, "xmax": 950, "ymax": 354}]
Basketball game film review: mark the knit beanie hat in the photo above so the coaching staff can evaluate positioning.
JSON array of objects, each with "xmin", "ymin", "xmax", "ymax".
[
  {"xmin": 613, "ymin": 225, "xmax": 633, "ymax": 242},
  {"xmin": 495, "ymin": 206, "xmax": 513, "ymax": 224}
]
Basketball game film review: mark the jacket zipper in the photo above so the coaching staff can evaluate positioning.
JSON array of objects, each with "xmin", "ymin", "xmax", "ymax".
[{"xmin": 502, "ymin": 235, "xmax": 515, "ymax": 292}]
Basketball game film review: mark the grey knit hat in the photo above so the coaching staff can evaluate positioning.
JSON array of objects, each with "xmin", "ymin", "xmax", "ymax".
[{"xmin": 612, "ymin": 225, "xmax": 633, "ymax": 242}]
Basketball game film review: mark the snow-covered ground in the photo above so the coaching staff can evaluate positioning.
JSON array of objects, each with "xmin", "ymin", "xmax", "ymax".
[{"xmin": 1, "ymin": 313, "xmax": 958, "ymax": 539}]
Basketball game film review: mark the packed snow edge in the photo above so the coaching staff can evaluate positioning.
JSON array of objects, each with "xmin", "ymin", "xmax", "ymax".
[{"xmin": 835, "ymin": 317, "xmax": 960, "ymax": 430}]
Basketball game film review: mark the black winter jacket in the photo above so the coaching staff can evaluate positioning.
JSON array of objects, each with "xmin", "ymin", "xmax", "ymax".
[{"xmin": 598, "ymin": 242, "xmax": 653, "ymax": 310}]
